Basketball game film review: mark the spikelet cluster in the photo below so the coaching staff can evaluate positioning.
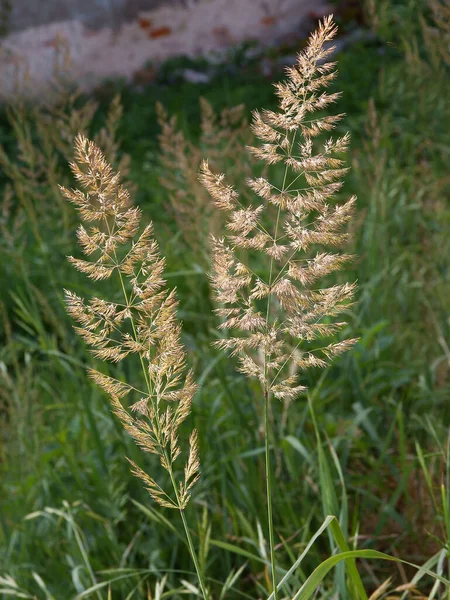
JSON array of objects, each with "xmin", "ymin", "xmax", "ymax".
[
  {"xmin": 200, "ymin": 16, "xmax": 358, "ymax": 401},
  {"xmin": 61, "ymin": 135, "xmax": 199, "ymax": 509}
]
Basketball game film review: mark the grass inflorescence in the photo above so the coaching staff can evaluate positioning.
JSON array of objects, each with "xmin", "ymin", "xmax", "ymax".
[{"xmin": 0, "ymin": 3, "xmax": 449, "ymax": 599}]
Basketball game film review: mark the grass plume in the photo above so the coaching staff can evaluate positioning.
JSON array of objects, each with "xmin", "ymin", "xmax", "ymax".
[
  {"xmin": 200, "ymin": 14, "xmax": 358, "ymax": 598},
  {"xmin": 201, "ymin": 15, "xmax": 358, "ymax": 399},
  {"xmin": 61, "ymin": 134, "xmax": 208, "ymax": 597}
]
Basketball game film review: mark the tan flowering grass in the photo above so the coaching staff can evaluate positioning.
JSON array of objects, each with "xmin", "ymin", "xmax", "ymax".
[
  {"xmin": 200, "ymin": 15, "xmax": 358, "ymax": 598},
  {"xmin": 61, "ymin": 134, "xmax": 200, "ymax": 511},
  {"xmin": 201, "ymin": 15, "xmax": 358, "ymax": 401},
  {"xmin": 61, "ymin": 16, "xmax": 357, "ymax": 599},
  {"xmin": 61, "ymin": 134, "xmax": 210, "ymax": 597}
]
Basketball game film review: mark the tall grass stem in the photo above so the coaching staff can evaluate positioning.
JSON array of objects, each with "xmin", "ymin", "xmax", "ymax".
[{"xmin": 264, "ymin": 385, "xmax": 279, "ymax": 600}]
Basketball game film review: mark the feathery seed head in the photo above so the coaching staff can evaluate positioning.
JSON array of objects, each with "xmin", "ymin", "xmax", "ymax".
[
  {"xmin": 201, "ymin": 15, "xmax": 358, "ymax": 400},
  {"xmin": 63, "ymin": 135, "xmax": 199, "ymax": 509}
]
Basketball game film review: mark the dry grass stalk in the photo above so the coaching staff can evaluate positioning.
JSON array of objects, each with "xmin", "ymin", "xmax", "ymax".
[
  {"xmin": 200, "ymin": 16, "xmax": 358, "ymax": 598},
  {"xmin": 61, "ymin": 135, "xmax": 200, "ymax": 512},
  {"xmin": 157, "ymin": 98, "xmax": 252, "ymax": 260},
  {"xmin": 201, "ymin": 15, "xmax": 358, "ymax": 401}
]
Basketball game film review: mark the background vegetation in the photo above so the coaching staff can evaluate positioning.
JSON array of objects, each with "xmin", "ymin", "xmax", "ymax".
[{"xmin": 0, "ymin": 1, "xmax": 449, "ymax": 597}]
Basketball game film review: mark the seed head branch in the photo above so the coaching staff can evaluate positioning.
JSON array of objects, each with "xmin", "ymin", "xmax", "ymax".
[
  {"xmin": 61, "ymin": 134, "xmax": 200, "ymax": 510},
  {"xmin": 200, "ymin": 15, "xmax": 358, "ymax": 401}
]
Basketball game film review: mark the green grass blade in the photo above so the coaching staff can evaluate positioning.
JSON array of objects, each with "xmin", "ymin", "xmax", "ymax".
[
  {"xmin": 131, "ymin": 499, "xmax": 186, "ymax": 545},
  {"xmin": 328, "ymin": 519, "xmax": 367, "ymax": 600},
  {"xmin": 267, "ymin": 515, "xmax": 335, "ymax": 600},
  {"xmin": 292, "ymin": 549, "xmax": 450, "ymax": 600},
  {"xmin": 209, "ymin": 538, "xmax": 269, "ymax": 566}
]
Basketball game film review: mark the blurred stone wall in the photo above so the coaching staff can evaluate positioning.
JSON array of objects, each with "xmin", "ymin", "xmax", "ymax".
[
  {"xmin": 5, "ymin": 0, "xmax": 171, "ymax": 32},
  {"xmin": 0, "ymin": 0, "xmax": 328, "ymax": 100}
]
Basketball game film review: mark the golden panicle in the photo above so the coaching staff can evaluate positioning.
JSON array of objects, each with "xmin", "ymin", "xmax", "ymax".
[
  {"xmin": 63, "ymin": 135, "xmax": 200, "ymax": 509},
  {"xmin": 200, "ymin": 15, "xmax": 358, "ymax": 401},
  {"xmin": 199, "ymin": 160, "xmax": 239, "ymax": 211}
]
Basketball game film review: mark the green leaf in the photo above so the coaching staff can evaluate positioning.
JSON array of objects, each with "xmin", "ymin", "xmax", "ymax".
[
  {"xmin": 292, "ymin": 549, "xmax": 450, "ymax": 600},
  {"xmin": 267, "ymin": 516, "xmax": 335, "ymax": 600}
]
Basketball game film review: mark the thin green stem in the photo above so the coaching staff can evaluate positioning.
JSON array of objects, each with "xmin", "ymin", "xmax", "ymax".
[
  {"xmin": 264, "ymin": 384, "xmax": 279, "ymax": 600},
  {"xmin": 261, "ymin": 129, "xmax": 296, "ymax": 600},
  {"xmin": 167, "ymin": 464, "xmax": 210, "ymax": 600},
  {"xmin": 180, "ymin": 510, "xmax": 210, "ymax": 600}
]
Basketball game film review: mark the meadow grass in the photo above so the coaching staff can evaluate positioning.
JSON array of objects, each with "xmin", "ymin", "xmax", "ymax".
[{"xmin": 0, "ymin": 3, "xmax": 449, "ymax": 598}]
